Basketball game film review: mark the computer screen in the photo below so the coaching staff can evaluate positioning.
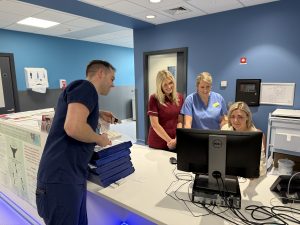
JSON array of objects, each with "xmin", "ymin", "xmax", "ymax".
[
  {"xmin": 176, "ymin": 128, "xmax": 262, "ymax": 208},
  {"xmin": 176, "ymin": 128, "xmax": 262, "ymax": 178}
]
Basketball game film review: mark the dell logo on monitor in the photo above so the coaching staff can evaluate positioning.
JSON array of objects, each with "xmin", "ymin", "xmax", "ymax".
[{"xmin": 212, "ymin": 139, "xmax": 222, "ymax": 149}]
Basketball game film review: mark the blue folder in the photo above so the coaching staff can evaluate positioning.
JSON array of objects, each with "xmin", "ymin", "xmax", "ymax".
[
  {"xmin": 92, "ymin": 141, "xmax": 132, "ymax": 160},
  {"xmin": 90, "ymin": 148, "xmax": 131, "ymax": 166},
  {"xmin": 92, "ymin": 160, "xmax": 133, "ymax": 180},
  {"xmin": 90, "ymin": 156, "xmax": 132, "ymax": 174},
  {"xmin": 88, "ymin": 166, "xmax": 135, "ymax": 187}
]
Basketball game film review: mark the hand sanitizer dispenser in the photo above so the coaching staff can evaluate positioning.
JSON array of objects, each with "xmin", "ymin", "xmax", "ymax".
[{"xmin": 24, "ymin": 68, "xmax": 49, "ymax": 93}]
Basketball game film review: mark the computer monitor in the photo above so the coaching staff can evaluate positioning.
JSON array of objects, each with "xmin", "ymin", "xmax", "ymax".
[{"xmin": 176, "ymin": 128, "xmax": 262, "ymax": 208}]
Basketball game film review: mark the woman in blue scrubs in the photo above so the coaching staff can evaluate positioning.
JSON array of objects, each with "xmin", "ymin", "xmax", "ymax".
[{"xmin": 181, "ymin": 72, "xmax": 227, "ymax": 130}]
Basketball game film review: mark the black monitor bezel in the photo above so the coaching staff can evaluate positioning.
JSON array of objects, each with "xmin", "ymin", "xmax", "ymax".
[{"xmin": 176, "ymin": 128, "xmax": 262, "ymax": 178}]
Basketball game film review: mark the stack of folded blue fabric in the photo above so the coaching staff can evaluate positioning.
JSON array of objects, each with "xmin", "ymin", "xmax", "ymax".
[{"xmin": 88, "ymin": 141, "xmax": 135, "ymax": 187}]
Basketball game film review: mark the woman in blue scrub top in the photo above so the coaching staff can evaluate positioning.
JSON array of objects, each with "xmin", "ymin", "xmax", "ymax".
[{"xmin": 181, "ymin": 72, "xmax": 227, "ymax": 130}]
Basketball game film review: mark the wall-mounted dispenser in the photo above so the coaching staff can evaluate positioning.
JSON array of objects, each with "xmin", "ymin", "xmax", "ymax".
[{"xmin": 24, "ymin": 68, "xmax": 49, "ymax": 93}]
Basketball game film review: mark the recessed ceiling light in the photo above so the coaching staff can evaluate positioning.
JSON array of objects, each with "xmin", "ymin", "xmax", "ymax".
[
  {"xmin": 146, "ymin": 15, "xmax": 156, "ymax": 19},
  {"xmin": 149, "ymin": 0, "xmax": 161, "ymax": 3},
  {"xmin": 17, "ymin": 17, "xmax": 59, "ymax": 28}
]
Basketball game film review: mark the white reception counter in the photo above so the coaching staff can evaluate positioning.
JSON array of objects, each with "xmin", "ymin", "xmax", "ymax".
[
  {"xmin": 0, "ymin": 109, "xmax": 296, "ymax": 225},
  {"xmin": 87, "ymin": 144, "xmax": 292, "ymax": 225}
]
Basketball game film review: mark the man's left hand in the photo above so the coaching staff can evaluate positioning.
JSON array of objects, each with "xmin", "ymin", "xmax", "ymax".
[{"xmin": 100, "ymin": 111, "xmax": 118, "ymax": 124}]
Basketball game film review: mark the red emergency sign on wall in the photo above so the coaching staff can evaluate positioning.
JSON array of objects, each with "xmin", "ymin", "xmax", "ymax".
[
  {"xmin": 240, "ymin": 57, "xmax": 247, "ymax": 64},
  {"xmin": 60, "ymin": 79, "xmax": 67, "ymax": 89}
]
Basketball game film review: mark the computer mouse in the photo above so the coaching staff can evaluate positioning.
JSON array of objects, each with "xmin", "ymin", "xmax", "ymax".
[{"xmin": 169, "ymin": 157, "xmax": 177, "ymax": 164}]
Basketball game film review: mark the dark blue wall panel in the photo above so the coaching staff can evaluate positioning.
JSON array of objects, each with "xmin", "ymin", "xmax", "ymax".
[{"xmin": 134, "ymin": 0, "xmax": 300, "ymax": 141}]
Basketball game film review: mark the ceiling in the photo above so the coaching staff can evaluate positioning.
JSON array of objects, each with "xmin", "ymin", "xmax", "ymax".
[{"xmin": 0, "ymin": 0, "xmax": 278, "ymax": 48}]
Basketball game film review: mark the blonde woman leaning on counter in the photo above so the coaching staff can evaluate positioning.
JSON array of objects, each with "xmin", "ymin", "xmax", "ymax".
[
  {"xmin": 181, "ymin": 72, "xmax": 227, "ymax": 129},
  {"xmin": 222, "ymin": 101, "xmax": 266, "ymax": 176},
  {"xmin": 147, "ymin": 70, "xmax": 184, "ymax": 151}
]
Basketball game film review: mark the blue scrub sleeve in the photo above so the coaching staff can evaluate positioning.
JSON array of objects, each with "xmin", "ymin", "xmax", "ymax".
[
  {"xmin": 66, "ymin": 82, "xmax": 97, "ymax": 113},
  {"xmin": 180, "ymin": 94, "xmax": 193, "ymax": 116}
]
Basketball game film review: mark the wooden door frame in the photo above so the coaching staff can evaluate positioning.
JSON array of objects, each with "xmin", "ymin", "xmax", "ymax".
[
  {"xmin": 142, "ymin": 47, "xmax": 188, "ymax": 144},
  {"xmin": 0, "ymin": 53, "xmax": 20, "ymax": 112}
]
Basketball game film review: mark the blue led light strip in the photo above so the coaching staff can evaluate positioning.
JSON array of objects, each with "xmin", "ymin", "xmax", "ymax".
[{"xmin": 0, "ymin": 191, "xmax": 41, "ymax": 225}]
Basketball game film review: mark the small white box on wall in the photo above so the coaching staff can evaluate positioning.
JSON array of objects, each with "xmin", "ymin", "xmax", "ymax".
[
  {"xmin": 24, "ymin": 67, "xmax": 49, "ymax": 89},
  {"xmin": 221, "ymin": 80, "xmax": 227, "ymax": 88}
]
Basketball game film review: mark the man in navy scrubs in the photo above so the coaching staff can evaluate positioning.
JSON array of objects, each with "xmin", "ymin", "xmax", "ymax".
[{"xmin": 36, "ymin": 60, "xmax": 116, "ymax": 225}]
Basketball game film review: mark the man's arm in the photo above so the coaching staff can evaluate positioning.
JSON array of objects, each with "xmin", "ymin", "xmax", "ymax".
[
  {"xmin": 64, "ymin": 103, "xmax": 111, "ymax": 147},
  {"xmin": 99, "ymin": 110, "xmax": 119, "ymax": 124}
]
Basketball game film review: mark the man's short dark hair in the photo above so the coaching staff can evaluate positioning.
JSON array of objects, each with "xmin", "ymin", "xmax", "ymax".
[{"xmin": 86, "ymin": 60, "xmax": 116, "ymax": 77}]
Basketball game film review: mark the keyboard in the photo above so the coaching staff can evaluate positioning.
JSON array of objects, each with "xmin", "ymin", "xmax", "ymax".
[{"xmin": 105, "ymin": 130, "xmax": 122, "ymax": 140}]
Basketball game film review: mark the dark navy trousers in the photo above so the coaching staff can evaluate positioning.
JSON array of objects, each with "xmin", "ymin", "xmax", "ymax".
[{"xmin": 36, "ymin": 182, "xmax": 87, "ymax": 225}]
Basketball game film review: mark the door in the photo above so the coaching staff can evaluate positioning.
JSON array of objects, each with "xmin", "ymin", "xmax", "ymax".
[
  {"xmin": 0, "ymin": 53, "xmax": 19, "ymax": 114},
  {"xmin": 148, "ymin": 53, "xmax": 177, "ymax": 100},
  {"xmin": 143, "ymin": 48, "xmax": 188, "ymax": 143}
]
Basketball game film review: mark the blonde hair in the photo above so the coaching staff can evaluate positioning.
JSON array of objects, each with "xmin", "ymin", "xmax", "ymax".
[
  {"xmin": 228, "ymin": 101, "xmax": 253, "ymax": 129},
  {"xmin": 155, "ymin": 70, "xmax": 179, "ymax": 106},
  {"xmin": 196, "ymin": 72, "xmax": 213, "ymax": 87}
]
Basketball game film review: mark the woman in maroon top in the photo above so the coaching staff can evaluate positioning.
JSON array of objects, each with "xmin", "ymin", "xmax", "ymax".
[{"xmin": 147, "ymin": 70, "xmax": 184, "ymax": 150}]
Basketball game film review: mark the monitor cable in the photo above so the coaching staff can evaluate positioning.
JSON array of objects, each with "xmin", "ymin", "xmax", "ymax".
[
  {"xmin": 217, "ymin": 176, "xmax": 254, "ymax": 225},
  {"xmin": 165, "ymin": 166, "xmax": 210, "ymax": 217},
  {"xmin": 218, "ymin": 176, "xmax": 297, "ymax": 225},
  {"xmin": 165, "ymin": 167, "xmax": 230, "ymax": 218},
  {"xmin": 287, "ymin": 172, "xmax": 300, "ymax": 198},
  {"xmin": 245, "ymin": 205, "xmax": 300, "ymax": 225},
  {"xmin": 226, "ymin": 176, "xmax": 294, "ymax": 225}
]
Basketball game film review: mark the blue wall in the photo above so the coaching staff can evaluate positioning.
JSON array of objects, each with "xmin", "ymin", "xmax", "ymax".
[
  {"xmin": 134, "ymin": 0, "xmax": 300, "ymax": 141},
  {"xmin": 0, "ymin": 29, "xmax": 134, "ymax": 90}
]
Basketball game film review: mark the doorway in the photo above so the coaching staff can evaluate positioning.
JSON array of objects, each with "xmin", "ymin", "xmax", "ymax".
[
  {"xmin": 0, "ymin": 53, "xmax": 19, "ymax": 114},
  {"xmin": 143, "ymin": 47, "xmax": 188, "ymax": 143}
]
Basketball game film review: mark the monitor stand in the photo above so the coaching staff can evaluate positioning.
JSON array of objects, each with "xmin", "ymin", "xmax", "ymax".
[{"xmin": 191, "ymin": 134, "xmax": 241, "ymax": 209}]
